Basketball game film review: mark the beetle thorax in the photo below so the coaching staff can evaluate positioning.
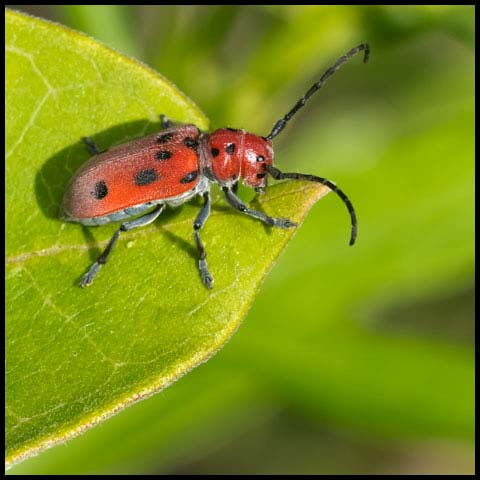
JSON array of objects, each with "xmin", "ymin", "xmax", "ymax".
[{"xmin": 200, "ymin": 128, "xmax": 274, "ymax": 190}]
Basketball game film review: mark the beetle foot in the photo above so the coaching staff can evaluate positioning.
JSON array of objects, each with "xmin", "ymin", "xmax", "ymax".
[
  {"xmin": 274, "ymin": 218, "xmax": 298, "ymax": 229},
  {"xmin": 80, "ymin": 262, "xmax": 101, "ymax": 287},
  {"xmin": 199, "ymin": 259, "xmax": 214, "ymax": 290}
]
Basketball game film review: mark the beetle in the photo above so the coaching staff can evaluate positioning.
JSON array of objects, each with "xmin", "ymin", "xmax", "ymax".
[{"xmin": 62, "ymin": 43, "xmax": 370, "ymax": 289}]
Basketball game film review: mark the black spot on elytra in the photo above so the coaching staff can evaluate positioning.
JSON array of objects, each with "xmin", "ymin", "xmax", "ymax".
[
  {"xmin": 184, "ymin": 137, "xmax": 198, "ymax": 150},
  {"xmin": 180, "ymin": 170, "xmax": 199, "ymax": 184},
  {"xmin": 157, "ymin": 133, "xmax": 173, "ymax": 143},
  {"xmin": 257, "ymin": 173, "xmax": 267, "ymax": 179},
  {"xmin": 225, "ymin": 143, "xmax": 235, "ymax": 155},
  {"xmin": 135, "ymin": 169, "xmax": 158, "ymax": 186},
  {"xmin": 211, "ymin": 147, "xmax": 219, "ymax": 157},
  {"xmin": 92, "ymin": 180, "xmax": 108, "ymax": 199},
  {"xmin": 256, "ymin": 155, "xmax": 265, "ymax": 162},
  {"xmin": 156, "ymin": 150, "xmax": 173, "ymax": 161}
]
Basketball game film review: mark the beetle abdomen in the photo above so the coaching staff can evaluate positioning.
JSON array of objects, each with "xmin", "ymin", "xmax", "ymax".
[
  {"xmin": 62, "ymin": 126, "xmax": 202, "ymax": 222},
  {"xmin": 63, "ymin": 202, "xmax": 157, "ymax": 226}
]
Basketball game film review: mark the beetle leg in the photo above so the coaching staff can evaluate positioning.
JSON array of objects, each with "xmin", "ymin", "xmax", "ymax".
[
  {"xmin": 159, "ymin": 114, "xmax": 173, "ymax": 129},
  {"xmin": 80, "ymin": 204, "xmax": 165, "ymax": 287},
  {"xmin": 82, "ymin": 137, "xmax": 105, "ymax": 156},
  {"xmin": 193, "ymin": 192, "xmax": 213, "ymax": 289},
  {"xmin": 223, "ymin": 187, "xmax": 297, "ymax": 229}
]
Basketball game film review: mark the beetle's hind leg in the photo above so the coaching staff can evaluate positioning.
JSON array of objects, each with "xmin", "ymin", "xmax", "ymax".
[
  {"xmin": 82, "ymin": 137, "xmax": 106, "ymax": 156},
  {"xmin": 80, "ymin": 204, "xmax": 165, "ymax": 287}
]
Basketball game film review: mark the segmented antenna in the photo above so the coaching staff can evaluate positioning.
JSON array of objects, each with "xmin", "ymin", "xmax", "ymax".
[
  {"xmin": 264, "ymin": 164, "xmax": 357, "ymax": 245},
  {"xmin": 266, "ymin": 43, "xmax": 370, "ymax": 141}
]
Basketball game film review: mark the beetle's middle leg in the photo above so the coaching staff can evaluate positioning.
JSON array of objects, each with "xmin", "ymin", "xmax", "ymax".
[
  {"xmin": 159, "ymin": 114, "xmax": 174, "ymax": 129},
  {"xmin": 193, "ymin": 191, "xmax": 213, "ymax": 289}
]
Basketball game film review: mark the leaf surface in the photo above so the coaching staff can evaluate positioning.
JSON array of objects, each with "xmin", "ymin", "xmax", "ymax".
[{"xmin": 5, "ymin": 10, "xmax": 331, "ymax": 467}]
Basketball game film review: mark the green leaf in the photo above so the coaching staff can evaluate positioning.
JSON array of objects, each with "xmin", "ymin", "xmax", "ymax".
[
  {"xmin": 57, "ymin": 6, "xmax": 142, "ymax": 59},
  {"xmin": 6, "ymin": 10, "xmax": 331, "ymax": 468}
]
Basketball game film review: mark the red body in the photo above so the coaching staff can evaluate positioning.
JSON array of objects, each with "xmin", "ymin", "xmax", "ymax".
[
  {"xmin": 203, "ymin": 128, "xmax": 274, "ymax": 188},
  {"xmin": 62, "ymin": 126, "xmax": 273, "ymax": 223},
  {"xmin": 61, "ymin": 44, "xmax": 366, "ymax": 289}
]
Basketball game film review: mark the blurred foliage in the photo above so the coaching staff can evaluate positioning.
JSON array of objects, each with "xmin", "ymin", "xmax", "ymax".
[{"xmin": 6, "ymin": 5, "xmax": 474, "ymax": 475}]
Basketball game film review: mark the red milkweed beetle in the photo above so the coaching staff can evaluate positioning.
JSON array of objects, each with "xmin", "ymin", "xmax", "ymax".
[{"xmin": 62, "ymin": 44, "xmax": 370, "ymax": 289}]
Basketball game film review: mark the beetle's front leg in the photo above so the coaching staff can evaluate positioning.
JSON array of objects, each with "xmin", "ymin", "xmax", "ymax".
[{"xmin": 223, "ymin": 187, "xmax": 297, "ymax": 229}]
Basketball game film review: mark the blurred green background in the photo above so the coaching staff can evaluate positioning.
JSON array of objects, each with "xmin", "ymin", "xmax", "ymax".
[{"xmin": 7, "ymin": 5, "xmax": 474, "ymax": 475}]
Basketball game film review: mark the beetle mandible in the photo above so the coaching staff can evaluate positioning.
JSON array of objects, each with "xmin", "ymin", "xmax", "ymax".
[{"xmin": 62, "ymin": 44, "xmax": 370, "ymax": 289}]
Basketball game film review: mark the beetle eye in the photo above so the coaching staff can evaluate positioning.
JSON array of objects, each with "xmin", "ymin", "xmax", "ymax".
[{"xmin": 256, "ymin": 155, "xmax": 264, "ymax": 162}]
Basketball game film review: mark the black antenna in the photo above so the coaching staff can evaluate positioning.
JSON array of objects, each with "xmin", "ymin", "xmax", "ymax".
[
  {"xmin": 266, "ymin": 43, "xmax": 370, "ymax": 141},
  {"xmin": 264, "ymin": 164, "xmax": 357, "ymax": 245}
]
